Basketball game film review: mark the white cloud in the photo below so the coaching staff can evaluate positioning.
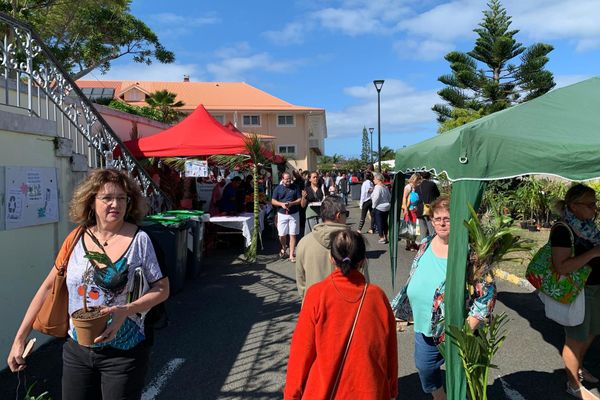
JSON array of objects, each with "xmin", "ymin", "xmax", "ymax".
[
  {"xmin": 97, "ymin": 63, "xmax": 203, "ymax": 82},
  {"xmin": 148, "ymin": 12, "xmax": 220, "ymax": 37},
  {"xmin": 327, "ymin": 79, "xmax": 439, "ymax": 139},
  {"xmin": 393, "ymin": 39, "xmax": 455, "ymax": 61},
  {"xmin": 553, "ymin": 74, "xmax": 593, "ymax": 89},
  {"xmin": 206, "ymin": 48, "xmax": 304, "ymax": 81},
  {"xmin": 263, "ymin": 22, "xmax": 308, "ymax": 45}
]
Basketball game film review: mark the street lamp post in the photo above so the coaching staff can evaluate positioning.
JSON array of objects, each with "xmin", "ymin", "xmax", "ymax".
[
  {"xmin": 368, "ymin": 127, "xmax": 374, "ymax": 165},
  {"xmin": 373, "ymin": 80, "xmax": 384, "ymax": 172}
]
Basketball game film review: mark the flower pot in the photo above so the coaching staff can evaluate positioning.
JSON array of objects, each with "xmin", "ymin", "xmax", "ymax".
[{"xmin": 71, "ymin": 307, "xmax": 109, "ymax": 346}]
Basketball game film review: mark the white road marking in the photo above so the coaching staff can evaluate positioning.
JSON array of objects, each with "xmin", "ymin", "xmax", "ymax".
[
  {"xmin": 500, "ymin": 376, "xmax": 528, "ymax": 400},
  {"xmin": 141, "ymin": 358, "xmax": 186, "ymax": 400}
]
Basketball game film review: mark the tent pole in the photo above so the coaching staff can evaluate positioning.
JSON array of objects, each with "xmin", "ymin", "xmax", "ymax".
[
  {"xmin": 446, "ymin": 180, "xmax": 485, "ymax": 400},
  {"xmin": 389, "ymin": 173, "xmax": 405, "ymax": 288}
]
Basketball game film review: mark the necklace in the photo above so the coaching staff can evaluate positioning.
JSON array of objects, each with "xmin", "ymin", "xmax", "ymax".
[{"xmin": 93, "ymin": 225, "xmax": 124, "ymax": 247}]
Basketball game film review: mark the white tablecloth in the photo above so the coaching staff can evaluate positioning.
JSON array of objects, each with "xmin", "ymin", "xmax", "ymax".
[{"xmin": 209, "ymin": 206, "xmax": 271, "ymax": 247}]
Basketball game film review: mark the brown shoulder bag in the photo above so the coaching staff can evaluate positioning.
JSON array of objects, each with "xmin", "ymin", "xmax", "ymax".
[{"xmin": 33, "ymin": 226, "xmax": 84, "ymax": 337}]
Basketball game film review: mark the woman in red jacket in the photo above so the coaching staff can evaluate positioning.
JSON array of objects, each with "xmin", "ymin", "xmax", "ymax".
[{"xmin": 284, "ymin": 230, "xmax": 398, "ymax": 399}]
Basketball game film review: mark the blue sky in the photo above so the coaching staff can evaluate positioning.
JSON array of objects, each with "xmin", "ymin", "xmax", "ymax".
[{"xmin": 95, "ymin": 0, "xmax": 600, "ymax": 158}]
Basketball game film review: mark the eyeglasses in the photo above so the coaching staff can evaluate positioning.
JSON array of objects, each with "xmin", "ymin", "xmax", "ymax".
[
  {"xmin": 432, "ymin": 217, "xmax": 450, "ymax": 224},
  {"xmin": 96, "ymin": 195, "xmax": 129, "ymax": 204}
]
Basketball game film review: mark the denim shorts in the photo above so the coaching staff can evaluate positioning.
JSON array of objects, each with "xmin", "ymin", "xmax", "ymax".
[{"xmin": 414, "ymin": 332, "xmax": 445, "ymax": 393}]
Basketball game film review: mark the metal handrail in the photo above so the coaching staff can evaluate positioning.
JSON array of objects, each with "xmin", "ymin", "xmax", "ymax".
[{"xmin": 0, "ymin": 12, "xmax": 170, "ymax": 212}]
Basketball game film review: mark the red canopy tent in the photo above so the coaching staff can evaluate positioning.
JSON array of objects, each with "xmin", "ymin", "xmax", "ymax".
[{"xmin": 124, "ymin": 105, "xmax": 248, "ymax": 157}]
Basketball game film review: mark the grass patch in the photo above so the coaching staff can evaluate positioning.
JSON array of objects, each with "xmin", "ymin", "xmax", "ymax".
[{"xmin": 495, "ymin": 227, "xmax": 549, "ymax": 279}]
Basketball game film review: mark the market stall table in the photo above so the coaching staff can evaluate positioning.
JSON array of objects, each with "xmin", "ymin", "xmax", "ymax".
[{"xmin": 208, "ymin": 205, "xmax": 271, "ymax": 249}]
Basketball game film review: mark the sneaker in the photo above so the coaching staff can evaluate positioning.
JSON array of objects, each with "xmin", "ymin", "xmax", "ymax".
[
  {"xmin": 566, "ymin": 382, "xmax": 600, "ymax": 400},
  {"xmin": 378, "ymin": 238, "xmax": 388, "ymax": 244}
]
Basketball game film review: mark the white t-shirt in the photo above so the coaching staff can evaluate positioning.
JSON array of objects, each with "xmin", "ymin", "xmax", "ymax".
[{"xmin": 359, "ymin": 180, "xmax": 374, "ymax": 208}]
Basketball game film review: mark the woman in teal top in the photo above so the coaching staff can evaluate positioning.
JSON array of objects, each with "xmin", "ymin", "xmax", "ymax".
[{"xmin": 391, "ymin": 195, "xmax": 497, "ymax": 400}]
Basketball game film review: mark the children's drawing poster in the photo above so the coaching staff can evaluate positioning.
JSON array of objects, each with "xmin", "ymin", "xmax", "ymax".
[{"xmin": 5, "ymin": 167, "xmax": 59, "ymax": 229}]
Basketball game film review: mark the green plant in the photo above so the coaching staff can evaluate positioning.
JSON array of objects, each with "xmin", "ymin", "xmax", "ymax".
[
  {"xmin": 441, "ymin": 313, "xmax": 509, "ymax": 400},
  {"xmin": 464, "ymin": 204, "xmax": 533, "ymax": 283},
  {"xmin": 512, "ymin": 177, "xmax": 545, "ymax": 223},
  {"xmin": 24, "ymin": 382, "xmax": 52, "ymax": 400}
]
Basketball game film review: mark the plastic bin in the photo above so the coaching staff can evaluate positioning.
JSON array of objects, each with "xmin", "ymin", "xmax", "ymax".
[
  {"xmin": 141, "ymin": 215, "xmax": 189, "ymax": 294},
  {"xmin": 165, "ymin": 210, "xmax": 205, "ymax": 279}
]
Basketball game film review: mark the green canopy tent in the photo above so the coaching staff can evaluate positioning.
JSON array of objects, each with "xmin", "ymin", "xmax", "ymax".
[{"xmin": 390, "ymin": 76, "xmax": 600, "ymax": 399}]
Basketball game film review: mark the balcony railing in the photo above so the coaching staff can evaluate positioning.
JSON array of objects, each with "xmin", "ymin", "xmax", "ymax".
[{"xmin": 0, "ymin": 12, "xmax": 170, "ymax": 212}]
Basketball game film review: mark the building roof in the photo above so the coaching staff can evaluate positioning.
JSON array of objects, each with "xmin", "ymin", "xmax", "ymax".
[{"xmin": 76, "ymin": 80, "xmax": 323, "ymax": 113}]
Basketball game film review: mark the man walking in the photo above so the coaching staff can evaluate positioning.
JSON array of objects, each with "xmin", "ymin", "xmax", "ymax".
[
  {"xmin": 272, "ymin": 172, "xmax": 302, "ymax": 262},
  {"xmin": 295, "ymin": 196, "xmax": 369, "ymax": 300}
]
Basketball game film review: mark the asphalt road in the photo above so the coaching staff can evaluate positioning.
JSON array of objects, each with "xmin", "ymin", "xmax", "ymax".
[{"xmin": 2, "ymin": 203, "xmax": 600, "ymax": 399}]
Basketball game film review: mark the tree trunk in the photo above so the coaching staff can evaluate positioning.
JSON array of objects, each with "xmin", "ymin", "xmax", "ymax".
[{"xmin": 245, "ymin": 163, "xmax": 259, "ymax": 263}]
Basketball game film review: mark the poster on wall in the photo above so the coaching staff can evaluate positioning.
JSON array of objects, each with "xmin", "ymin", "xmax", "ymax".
[
  {"xmin": 5, "ymin": 167, "xmax": 59, "ymax": 230},
  {"xmin": 184, "ymin": 160, "xmax": 209, "ymax": 178}
]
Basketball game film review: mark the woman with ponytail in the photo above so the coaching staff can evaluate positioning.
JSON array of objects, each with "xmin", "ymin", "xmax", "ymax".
[{"xmin": 284, "ymin": 230, "xmax": 398, "ymax": 400}]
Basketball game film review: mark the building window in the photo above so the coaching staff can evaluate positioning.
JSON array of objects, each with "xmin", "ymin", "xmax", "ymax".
[
  {"xmin": 277, "ymin": 115, "xmax": 295, "ymax": 126},
  {"xmin": 212, "ymin": 114, "xmax": 225, "ymax": 124},
  {"xmin": 79, "ymin": 87, "xmax": 115, "ymax": 101},
  {"xmin": 242, "ymin": 115, "xmax": 261, "ymax": 126},
  {"xmin": 278, "ymin": 145, "xmax": 296, "ymax": 155}
]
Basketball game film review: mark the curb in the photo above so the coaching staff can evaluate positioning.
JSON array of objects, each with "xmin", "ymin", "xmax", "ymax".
[{"xmin": 494, "ymin": 268, "xmax": 535, "ymax": 292}]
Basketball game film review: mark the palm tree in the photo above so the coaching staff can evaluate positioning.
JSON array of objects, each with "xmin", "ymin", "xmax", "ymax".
[
  {"xmin": 210, "ymin": 134, "xmax": 268, "ymax": 262},
  {"xmin": 146, "ymin": 90, "xmax": 185, "ymax": 124},
  {"xmin": 380, "ymin": 146, "xmax": 396, "ymax": 161}
]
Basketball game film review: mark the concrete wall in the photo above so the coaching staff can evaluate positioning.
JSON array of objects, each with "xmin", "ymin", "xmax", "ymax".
[{"xmin": 0, "ymin": 113, "xmax": 87, "ymax": 364}]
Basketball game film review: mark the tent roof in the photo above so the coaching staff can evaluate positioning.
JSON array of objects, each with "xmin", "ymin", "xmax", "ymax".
[
  {"xmin": 125, "ymin": 105, "xmax": 247, "ymax": 157},
  {"xmin": 395, "ymin": 77, "xmax": 600, "ymax": 182}
]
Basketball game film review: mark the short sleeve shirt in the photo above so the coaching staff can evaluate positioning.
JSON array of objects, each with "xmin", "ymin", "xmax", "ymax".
[
  {"xmin": 272, "ymin": 183, "xmax": 301, "ymax": 214},
  {"xmin": 66, "ymin": 229, "xmax": 163, "ymax": 349},
  {"xmin": 550, "ymin": 224, "xmax": 600, "ymax": 285}
]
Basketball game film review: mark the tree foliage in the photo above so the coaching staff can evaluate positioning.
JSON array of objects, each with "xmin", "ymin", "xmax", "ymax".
[
  {"xmin": 432, "ymin": 0, "xmax": 554, "ymax": 129},
  {"xmin": 2, "ymin": 0, "xmax": 174, "ymax": 79},
  {"xmin": 145, "ymin": 90, "xmax": 186, "ymax": 124},
  {"xmin": 360, "ymin": 126, "xmax": 370, "ymax": 163}
]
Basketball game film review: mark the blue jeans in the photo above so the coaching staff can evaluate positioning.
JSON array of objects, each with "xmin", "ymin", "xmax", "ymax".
[{"xmin": 414, "ymin": 332, "xmax": 445, "ymax": 394}]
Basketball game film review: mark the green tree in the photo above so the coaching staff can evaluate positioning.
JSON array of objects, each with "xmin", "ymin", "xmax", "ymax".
[
  {"xmin": 3, "ymin": 0, "xmax": 174, "ymax": 79},
  {"xmin": 438, "ymin": 108, "xmax": 484, "ymax": 133},
  {"xmin": 379, "ymin": 146, "xmax": 395, "ymax": 161},
  {"xmin": 360, "ymin": 126, "xmax": 370, "ymax": 163},
  {"xmin": 432, "ymin": 0, "xmax": 554, "ymax": 128},
  {"xmin": 145, "ymin": 90, "xmax": 185, "ymax": 124}
]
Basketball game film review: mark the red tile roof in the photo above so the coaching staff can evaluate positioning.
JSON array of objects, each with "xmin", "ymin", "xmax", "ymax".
[{"xmin": 76, "ymin": 80, "xmax": 323, "ymax": 113}]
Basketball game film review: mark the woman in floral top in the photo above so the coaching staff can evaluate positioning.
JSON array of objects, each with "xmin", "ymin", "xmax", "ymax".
[{"xmin": 391, "ymin": 195, "xmax": 496, "ymax": 400}]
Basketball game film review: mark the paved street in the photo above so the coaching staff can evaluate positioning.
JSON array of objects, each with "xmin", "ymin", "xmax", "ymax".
[{"xmin": 2, "ymin": 203, "xmax": 600, "ymax": 399}]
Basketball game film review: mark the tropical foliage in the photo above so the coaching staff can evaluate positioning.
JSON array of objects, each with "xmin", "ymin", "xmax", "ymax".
[
  {"xmin": 432, "ymin": 0, "xmax": 554, "ymax": 128},
  {"xmin": 2, "ymin": 0, "xmax": 175, "ymax": 79},
  {"xmin": 441, "ymin": 313, "xmax": 509, "ymax": 400},
  {"xmin": 145, "ymin": 90, "xmax": 186, "ymax": 124},
  {"xmin": 360, "ymin": 127, "xmax": 370, "ymax": 163}
]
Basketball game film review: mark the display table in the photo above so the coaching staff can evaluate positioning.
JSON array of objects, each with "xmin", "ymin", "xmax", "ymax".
[{"xmin": 209, "ymin": 205, "xmax": 271, "ymax": 248}]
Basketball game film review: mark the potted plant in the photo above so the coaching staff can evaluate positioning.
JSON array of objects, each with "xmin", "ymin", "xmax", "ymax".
[{"xmin": 441, "ymin": 204, "xmax": 532, "ymax": 400}]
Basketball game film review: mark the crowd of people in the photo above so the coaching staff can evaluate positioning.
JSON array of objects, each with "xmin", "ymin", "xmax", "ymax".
[{"xmin": 8, "ymin": 166, "xmax": 600, "ymax": 400}]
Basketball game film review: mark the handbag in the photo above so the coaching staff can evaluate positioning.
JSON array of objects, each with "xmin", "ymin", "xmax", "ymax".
[
  {"xmin": 423, "ymin": 203, "xmax": 432, "ymax": 217},
  {"xmin": 399, "ymin": 219, "xmax": 416, "ymax": 239},
  {"xmin": 538, "ymin": 289, "xmax": 585, "ymax": 326},
  {"xmin": 525, "ymin": 222, "xmax": 591, "ymax": 304},
  {"xmin": 33, "ymin": 226, "xmax": 84, "ymax": 337},
  {"xmin": 329, "ymin": 283, "xmax": 368, "ymax": 400}
]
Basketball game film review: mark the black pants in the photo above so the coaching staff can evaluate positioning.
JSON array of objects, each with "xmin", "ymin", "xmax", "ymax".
[
  {"xmin": 374, "ymin": 209, "xmax": 389, "ymax": 237},
  {"xmin": 62, "ymin": 339, "xmax": 150, "ymax": 400},
  {"xmin": 299, "ymin": 206, "xmax": 307, "ymax": 237},
  {"xmin": 358, "ymin": 199, "xmax": 375, "ymax": 231}
]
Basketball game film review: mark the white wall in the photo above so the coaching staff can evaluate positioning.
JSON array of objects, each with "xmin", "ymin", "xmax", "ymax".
[{"xmin": 0, "ymin": 116, "xmax": 86, "ymax": 365}]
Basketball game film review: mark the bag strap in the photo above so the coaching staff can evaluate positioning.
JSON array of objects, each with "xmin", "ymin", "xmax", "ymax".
[
  {"xmin": 54, "ymin": 226, "xmax": 85, "ymax": 273},
  {"xmin": 551, "ymin": 221, "xmax": 575, "ymax": 257},
  {"xmin": 329, "ymin": 283, "xmax": 368, "ymax": 400}
]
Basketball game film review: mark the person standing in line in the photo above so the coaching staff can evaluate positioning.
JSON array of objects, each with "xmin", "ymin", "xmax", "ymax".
[
  {"xmin": 295, "ymin": 196, "xmax": 371, "ymax": 300},
  {"xmin": 284, "ymin": 230, "xmax": 398, "ymax": 399},
  {"xmin": 402, "ymin": 173, "xmax": 423, "ymax": 251},
  {"xmin": 551, "ymin": 184, "xmax": 600, "ymax": 400},
  {"xmin": 337, "ymin": 172, "xmax": 349, "ymax": 205},
  {"xmin": 357, "ymin": 172, "xmax": 375, "ymax": 234},
  {"xmin": 372, "ymin": 173, "xmax": 392, "ymax": 244},
  {"xmin": 416, "ymin": 171, "xmax": 440, "ymax": 242},
  {"xmin": 304, "ymin": 171, "xmax": 325, "ymax": 232},
  {"xmin": 271, "ymin": 172, "xmax": 302, "ymax": 263}
]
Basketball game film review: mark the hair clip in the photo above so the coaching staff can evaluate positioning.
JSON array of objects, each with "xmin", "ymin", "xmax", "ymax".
[{"xmin": 342, "ymin": 257, "xmax": 351, "ymax": 263}]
